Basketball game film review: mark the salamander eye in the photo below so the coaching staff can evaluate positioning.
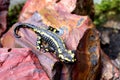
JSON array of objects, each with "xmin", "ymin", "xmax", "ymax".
[
  {"xmin": 68, "ymin": 50, "xmax": 75, "ymax": 56},
  {"xmin": 72, "ymin": 50, "xmax": 76, "ymax": 53}
]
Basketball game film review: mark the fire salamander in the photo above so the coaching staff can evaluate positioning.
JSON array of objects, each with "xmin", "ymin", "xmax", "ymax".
[{"xmin": 14, "ymin": 23, "xmax": 76, "ymax": 63}]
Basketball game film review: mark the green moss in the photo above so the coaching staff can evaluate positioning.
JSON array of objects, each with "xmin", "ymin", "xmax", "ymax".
[{"xmin": 94, "ymin": 0, "xmax": 120, "ymax": 26}]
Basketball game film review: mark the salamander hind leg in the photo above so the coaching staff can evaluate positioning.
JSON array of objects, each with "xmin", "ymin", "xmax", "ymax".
[
  {"xmin": 42, "ymin": 43, "xmax": 54, "ymax": 52},
  {"xmin": 36, "ymin": 36, "xmax": 51, "ymax": 53}
]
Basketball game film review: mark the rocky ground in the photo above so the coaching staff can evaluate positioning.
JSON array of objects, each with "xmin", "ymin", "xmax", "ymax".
[{"xmin": 97, "ymin": 22, "xmax": 120, "ymax": 69}]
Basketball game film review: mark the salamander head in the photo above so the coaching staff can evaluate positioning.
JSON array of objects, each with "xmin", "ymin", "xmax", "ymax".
[{"xmin": 58, "ymin": 50, "xmax": 76, "ymax": 63}]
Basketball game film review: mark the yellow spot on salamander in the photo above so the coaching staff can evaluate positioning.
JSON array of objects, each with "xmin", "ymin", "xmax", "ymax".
[
  {"xmin": 41, "ymin": 45, "xmax": 43, "ymax": 47},
  {"xmin": 58, "ymin": 48, "xmax": 62, "ymax": 53},
  {"xmin": 53, "ymin": 29, "xmax": 57, "ymax": 33},
  {"xmin": 72, "ymin": 59, "xmax": 76, "ymax": 62},
  {"xmin": 59, "ymin": 54, "xmax": 64, "ymax": 59},
  {"xmin": 45, "ymin": 49, "xmax": 49, "ymax": 51},
  {"xmin": 64, "ymin": 58, "xmax": 71, "ymax": 62},
  {"xmin": 60, "ymin": 59, "xmax": 64, "ymax": 62},
  {"xmin": 33, "ymin": 28, "xmax": 37, "ymax": 32},
  {"xmin": 70, "ymin": 53, "xmax": 75, "ymax": 58},
  {"xmin": 68, "ymin": 50, "xmax": 72, "ymax": 54},
  {"xmin": 38, "ymin": 36, "xmax": 41, "ymax": 39},
  {"xmin": 37, "ymin": 46, "xmax": 40, "ymax": 49},
  {"xmin": 37, "ymin": 30, "xmax": 41, "ymax": 33},
  {"xmin": 37, "ymin": 41, "xmax": 41, "ymax": 43}
]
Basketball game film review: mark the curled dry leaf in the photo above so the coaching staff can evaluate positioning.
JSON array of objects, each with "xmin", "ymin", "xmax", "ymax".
[{"xmin": 72, "ymin": 28, "xmax": 101, "ymax": 80}]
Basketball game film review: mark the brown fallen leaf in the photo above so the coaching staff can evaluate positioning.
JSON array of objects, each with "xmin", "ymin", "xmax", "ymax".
[{"xmin": 72, "ymin": 28, "xmax": 101, "ymax": 80}]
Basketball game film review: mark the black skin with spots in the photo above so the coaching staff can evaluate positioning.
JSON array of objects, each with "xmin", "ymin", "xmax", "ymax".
[{"xmin": 14, "ymin": 23, "xmax": 76, "ymax": 63}]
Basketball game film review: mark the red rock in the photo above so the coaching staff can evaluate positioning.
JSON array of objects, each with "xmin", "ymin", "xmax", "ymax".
[
  {"xmin": 1, "ymin": 31, "xmax": 15, "ymax": 48},
  {"xmin": 0, "ymin": 0, "xmax": 10, "ymax": 37},
  {"xmin": 18, "ymin": 0, "xmax": 77, "ymax": 21},
  {"xmin": 0, "ymin": 48, "xmax": 49, "ymax": 80},
  {"xmin": 100, "ymin": 49, "xmax": 120, "ymax": 80}
]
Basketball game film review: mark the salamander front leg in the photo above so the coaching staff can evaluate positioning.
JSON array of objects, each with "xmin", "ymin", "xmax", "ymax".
[{"xmin": 48, "ymin": 26, "xmax": 59, "ymax": 34}]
